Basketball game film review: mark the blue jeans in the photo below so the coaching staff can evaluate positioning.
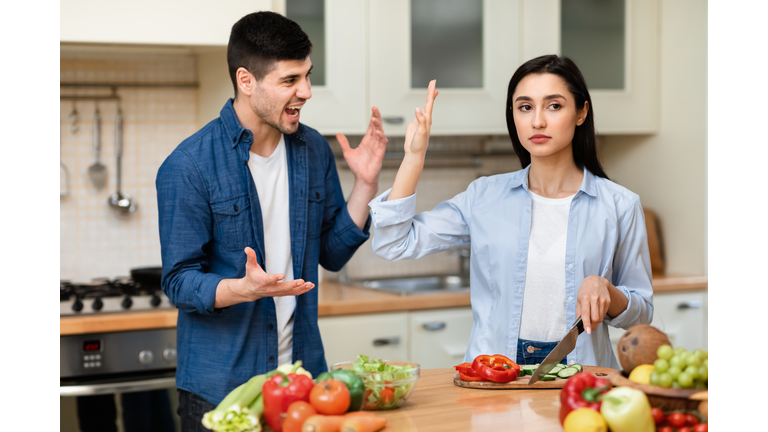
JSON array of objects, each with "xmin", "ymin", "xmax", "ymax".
[{"xmin": 516, "ymin": 338, "xmax": 568, "ymax": 365}]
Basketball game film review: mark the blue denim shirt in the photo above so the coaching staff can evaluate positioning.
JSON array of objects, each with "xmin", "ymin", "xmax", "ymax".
[
  {"xmin": 156, "ymin": 99, "xmax": 370, "ymax": 405},
  {"xmin": 369, "ymin": 166, "xmax": 653, "ymax": 369}
]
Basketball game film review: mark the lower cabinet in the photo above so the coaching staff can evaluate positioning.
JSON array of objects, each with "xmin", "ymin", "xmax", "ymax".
[
  {"xmin": 608, "ymin": 291, "xmax": 708, "ymax": 361},
  {"xmin": 318, "ymin": 307, "xmax": 473, "ymax": 370}
]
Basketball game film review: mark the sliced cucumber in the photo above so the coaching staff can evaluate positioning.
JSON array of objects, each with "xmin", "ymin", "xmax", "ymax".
[
  {"xmin": 520, "ymin": 365, "xmax": 538, "ymax": 376},
  {"xmin": 557, "ymin": 367, "xmax": 580, "ymax": 378},
  {"xmin": 540, "ymin": 374, "xmax": 558, "ymax": 381},
  {"xmin": 572, "ymin": 363, "xmax": 583, "ymax": 372}
]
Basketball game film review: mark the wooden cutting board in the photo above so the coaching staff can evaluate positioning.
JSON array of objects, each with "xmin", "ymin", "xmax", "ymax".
[{"xmin": 453, "ymin": 366, "xmax": 618, "ymax": 389}]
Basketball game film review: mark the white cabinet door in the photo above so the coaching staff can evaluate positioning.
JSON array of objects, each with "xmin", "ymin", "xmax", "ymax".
[
  {"xmin": 410, "ymin": 307, "xmax": 473, "ymax": 369},
  {"xmin": 608, "ymin": 291, "xmax": 708, "ymax": 361},
  {"xmin": 524, "ymin": 0, "xmax": 659, "ymax": 134},
  {"xmin": 318, "ymin": 312, "xmax": 409, "ymax": 369},
  {"xmin": 369, "ymin": 0, "xmax": 522, "ymax": 136},
  {"xmin": 61, "ymin": 0, "xmax": 274, "ymax": 46}
]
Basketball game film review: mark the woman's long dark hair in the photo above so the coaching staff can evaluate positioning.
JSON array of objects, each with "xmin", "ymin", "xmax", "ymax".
[{"xmin": 505, "ymin": 55, "xmax": 608, "ymax": 179}]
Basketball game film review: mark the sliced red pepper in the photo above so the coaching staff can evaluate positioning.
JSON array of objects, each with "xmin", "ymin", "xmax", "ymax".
[
  {"xmin": 454, "ymin": 362, "xmax": 476, "ymax": 375},
  {"xmin": 471, "ymin": 354, "xmax": 520, "ymax": 383},
  {"xmin": 459, "ymin": 371, "xmax": 486, "ymax": 381}
]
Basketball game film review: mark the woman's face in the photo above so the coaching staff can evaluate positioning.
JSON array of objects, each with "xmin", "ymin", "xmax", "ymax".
[{"xmin": 511, "ymin": 73, "xmax": 588, "ymax": 163}]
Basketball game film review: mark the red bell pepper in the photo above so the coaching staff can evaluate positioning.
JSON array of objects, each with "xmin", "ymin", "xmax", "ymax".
[
  {"xmin": 262, "ymin": 371, "xmax": 315, "ymax": 432},
  {"xmin": 471, "ymin": 354, "xmax": 520, "ymax": 383},
  {"xmin": 558, "ymin": 372, "xmax": 611, "ymax": 425}
]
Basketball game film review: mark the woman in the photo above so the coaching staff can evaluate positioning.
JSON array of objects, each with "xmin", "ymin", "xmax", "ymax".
[{"xmin": 369, "ymin": 55, "xmax": 653, "ymax": 369}]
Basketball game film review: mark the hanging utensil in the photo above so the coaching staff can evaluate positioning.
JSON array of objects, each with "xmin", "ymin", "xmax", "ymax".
[
  {"xmin": 88, "ymin": 104, "xmax": 108, "ymax": 190},
  {"xmin": 108, "ymin": 106, "xmax": 138, "ymax": 214},
  {"xmin": 68, "ymin": 102, "xmax": 80, "ymax": 134},
  {"xmin": 60, "ymin": 160, "xmax": 71, "ymax": 198}
]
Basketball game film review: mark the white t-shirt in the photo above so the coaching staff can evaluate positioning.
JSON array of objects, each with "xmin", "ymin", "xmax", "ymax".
[
  {"xmin": 518, "ymin": 191, "xmax": 575, "ymax": 342},
  {"xmin": 248, "ymin": 135, "xmax": 295, "ymax": 367}
]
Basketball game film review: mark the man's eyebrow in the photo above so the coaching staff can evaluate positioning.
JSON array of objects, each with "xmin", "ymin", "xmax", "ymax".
[
  {"xmin": 279, "ymin": 65, "xmax": 313, "ymax": 81},
  {"xmin": 514, "ymin": 94, "xmax": 567, "ymax": 102}
]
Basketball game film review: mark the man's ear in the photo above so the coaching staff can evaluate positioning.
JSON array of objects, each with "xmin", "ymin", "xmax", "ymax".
[
  {"xmin": 236, "ymin": 67, "xmax": 254, "ymax": 97},
  {"xmin": 576, "ymin": 100, "xmax": 589, "ymax": 126}
]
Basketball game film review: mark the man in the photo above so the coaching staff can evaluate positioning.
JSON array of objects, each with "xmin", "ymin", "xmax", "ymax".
[{"xmin": 156, "ymin": 11, "xmax": 386, "ymax": 430}]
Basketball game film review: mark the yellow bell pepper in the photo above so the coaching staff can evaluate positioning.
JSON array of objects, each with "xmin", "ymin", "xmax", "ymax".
[{"xmin": 599, "ymin": 386, "xmax": 655, "ymax": 432}]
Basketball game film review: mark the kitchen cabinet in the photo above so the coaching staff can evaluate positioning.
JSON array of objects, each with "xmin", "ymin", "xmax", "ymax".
[
  {"xmin": 60, "ymin": 0, "xmax": 275, "ymax": 46},
  {"xmin": 608, "ymin": 291, "xmax": 708, "ymax": 361},
  {"xmin": 525, "ymin": 0, "xmax": 660, "ymax": 134},
  {"xmin": 318, "ymin": 307, "xmax": 473, "ymax": 369}
]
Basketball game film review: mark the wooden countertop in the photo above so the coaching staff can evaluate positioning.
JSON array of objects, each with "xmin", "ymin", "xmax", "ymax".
[
  {"xmin": 60, "ymin": 275, "xmax": 706, "ymax": 336},
  {"xmin": 374, "ymin": 368, "xmax": 565, "ymax": 431}
]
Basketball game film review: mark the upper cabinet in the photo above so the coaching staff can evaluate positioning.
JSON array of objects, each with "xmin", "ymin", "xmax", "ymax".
[{"xmin": 60, "ymin": 0, "xmax": 275, "ymax": 46}]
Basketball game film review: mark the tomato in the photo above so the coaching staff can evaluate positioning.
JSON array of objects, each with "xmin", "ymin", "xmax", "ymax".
[
  {"xmin": 657, "ymin": 427, "xmax": 674, "ymax": 432},
  {"xmin": 667, "ymin": 412, "xmax": 687, "ymax": 428},
  {"xmin": 685, "ymin": 413, "xmax": 700, "ymax": 426},
  {"xmin": 678, "ymin": 427, "xmax": 692, "ymax": 432},
  {"xmin": 693, "ymin": 423, "xmax": 708, "ymax": 432},
  {"xmin": 380, "ymin": 387, "xmax": 395, "ymax": 404},
  {"xmin": 309, "ymin": 379, "xmax": 351, "ymax": 415},
  {"xmin": 651, "ymin": 407, "xmax": 665, "ymax": 425},
  {"xmin": 363, "ymin": 389, "xmax": 378, "ymax": 410},
  {"xmin": 282, "ymin": 401, "xmax": 317, "ymax": 432}
]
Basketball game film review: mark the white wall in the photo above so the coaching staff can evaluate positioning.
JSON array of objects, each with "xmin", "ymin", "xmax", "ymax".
[{"xmin": 599, "ymin": 0, "xmax": 707, "ymax": 276}]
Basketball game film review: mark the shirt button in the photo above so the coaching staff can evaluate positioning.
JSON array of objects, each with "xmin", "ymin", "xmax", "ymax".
[
  {"xmin": 269, "ymin": 356, "xmax": 276, "ymax": 362},
  {"xmin": 268, "ymin": 324, "xmax": 274, "ymax": 330},
  {"xmin": 233, "ymin": 204, "xmax": 239, "ymax": 212},
  {"xmin": 568, "ymin": 264, "xmax": 574, "ymax": 269},
  {"xmin": 232, "ymin": 137, "xmax": 236, "ymax": 143},
  {"xmin": 568, "ymin": 296, "xmax": 573, "ymax": 302}
]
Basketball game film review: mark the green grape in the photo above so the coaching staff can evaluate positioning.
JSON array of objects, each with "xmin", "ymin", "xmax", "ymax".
[
  {"xmin": 671, "ymin": 381, "xmax": 681, "ymax": 388},
  {"xmin": 686, "ymin": 353, "xmax": 702, "ymax": 367},
  {"xmin": 649, "ymin": 371, "xmax": 660, "ymax": 386},
  {"xmin": 657, "ymin": 345, "xmax": 673, "ymax": 360},
  {"xmin": 693, "ymin": 349, "xmax": 705, "ymax": 358},
  {"xmin": 658, "ymin": 372, "xmax": 673, "ymax": 388},
  {"xmin": 702, "ymin": 358, "xmax": 708, "ymax": 369},
  {"xmin": 684, "ymin": 365, "xmax": 699, "ymax": 379},
  {"xmin": 668, "ymin": 365, "xmax": 682, "ymax": 380},
  {"xmin": 694, "ymin": 380, "xmax": 707, "ymax": 390},
  {"xmin": 698, "ymin": 366, "xmax": 708, "ymax": 381},
  {"xmin": 674, "ymin": 346, "xmax": 688, "ymax": 356},
  {"xmin": 670, "ymin": 355, "xmax": 684, "ymax": 369},
  {"xmin": 654, "ymin": 358, "xmax": 669, "ymax": 374},
  {"xmin": 678, "ymin": 371, "xmax": 693, "ymax": 388}
]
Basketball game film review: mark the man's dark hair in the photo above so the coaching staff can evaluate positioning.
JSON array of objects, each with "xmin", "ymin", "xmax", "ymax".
[
  {"xmin": 505, "ymin": 54, "xmax": 608, "ymax": 179},
  {"xmin": 227, "ymin": 11, "xmax": 312, "ymax": 96}
]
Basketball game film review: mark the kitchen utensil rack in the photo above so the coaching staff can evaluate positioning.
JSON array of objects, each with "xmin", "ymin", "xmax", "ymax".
[{"xmin": 59, "ymin": 81, "xmax": 199, "ymax": 102}]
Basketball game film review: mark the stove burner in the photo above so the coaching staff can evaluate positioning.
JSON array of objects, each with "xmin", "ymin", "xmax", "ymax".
[{"xmin": 60, "ymin": 277, "xmax": 173, "ymax": 316}]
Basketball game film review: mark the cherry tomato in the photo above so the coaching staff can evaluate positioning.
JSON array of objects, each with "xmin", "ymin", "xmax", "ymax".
[
  {"xmin": 693, "ymin": 423, "xmax": 708, "ymax": 432},
  {"xmin": 309, "ymin": 379, "xmax": 351, "ymax": 415},
  {"xmin": 282, "ymin": 401, "xmax": 317, "ymax": 432},
  {"xmin": 678, "ymin": 427, "xmax": 692, "ymax": 432},
  {"xmin": 685, "ymin": 413, "xmax": 700, "ymax": 426},
  {"xmin": 380, "ymin": 387, "xmax": 395, "ymax": 404},
  {"xmin": 363, "ymin": 389, "xmax": 378, "ymax": 410},
  {"xmin": 651, "ymin": 407, "xmax": 665, "ymax": 425},
  {"xmin": 657, "ymin": 426, "xmax": 674, "ymax": 432},
  {"xmin": 667, "ymin": 412, "xmax": 687, "ymax": 428}
]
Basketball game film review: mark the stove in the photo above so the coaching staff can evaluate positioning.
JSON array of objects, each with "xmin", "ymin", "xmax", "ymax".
[{"xmin": 60, "ymin": 276, "xmax": 173, "ymax": 316}]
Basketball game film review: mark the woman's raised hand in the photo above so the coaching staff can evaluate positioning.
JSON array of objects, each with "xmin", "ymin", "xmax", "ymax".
[{"xmin": 403, "ymin": 80, "xmax": 439, "ymax": 157}]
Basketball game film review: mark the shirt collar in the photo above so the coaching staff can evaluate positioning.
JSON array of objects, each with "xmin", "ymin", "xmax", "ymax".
[
  {"xmin": 219, "ymin": 98, "xmax": 307, "ymax": 149},
  {"xmin": 509, "ymin": 165, "xmax": 598, "ymax": 197}
]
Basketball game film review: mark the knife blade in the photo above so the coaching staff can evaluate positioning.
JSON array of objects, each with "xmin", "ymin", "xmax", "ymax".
[{"xmin": 528, "ymin": 316, "xmax": 585, "ymax": 385}]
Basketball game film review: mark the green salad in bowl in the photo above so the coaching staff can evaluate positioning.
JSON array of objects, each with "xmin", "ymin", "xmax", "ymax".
[{"xmin": 332, "ymin": 355, "xmax": 420, "ymax": 410}]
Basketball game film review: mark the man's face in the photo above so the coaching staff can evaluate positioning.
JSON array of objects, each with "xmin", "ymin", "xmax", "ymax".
[{"xmin": 249, "ymin": 57, "xmax": 313, "ymax": 135}]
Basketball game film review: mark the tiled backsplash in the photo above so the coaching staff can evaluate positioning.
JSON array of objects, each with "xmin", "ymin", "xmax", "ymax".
[{"xmin": 60, "ymin": 53, "xmax": 521, "ymax": 283}]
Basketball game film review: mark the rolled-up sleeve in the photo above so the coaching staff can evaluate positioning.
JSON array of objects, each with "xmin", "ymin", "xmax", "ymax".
[
  {"xmin": 156, "ymin": 150, "xmax": 223, "ymax": 315},
  {"xmin": 369, "ymin": 186, "xmax": 472, "ymax": 261},
  {"xmin": 602, "ymin": 195, "xmax": 654, "ymax": 329}
]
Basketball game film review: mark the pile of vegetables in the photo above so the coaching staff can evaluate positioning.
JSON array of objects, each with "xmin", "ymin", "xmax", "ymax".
[{"xmin": 201, "ymin": 360, "xmax": 388, "ymax": 432}]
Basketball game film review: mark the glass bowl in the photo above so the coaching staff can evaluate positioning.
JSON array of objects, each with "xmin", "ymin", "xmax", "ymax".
[{"xmin": 332, "ymin": 360, "xmax": 420, "ymax": 410}]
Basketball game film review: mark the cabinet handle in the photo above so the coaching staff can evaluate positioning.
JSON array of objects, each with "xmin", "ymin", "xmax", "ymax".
[
  {"xmin": 372, "ymin": 337, "xmax": 401, "ymax": 347},
  {"xmin": 422, "ymin": 322, "xmax": 447, "ymax": 331},
  {"xmin": 677, "ymin": 300, "xmax": 703, "ymax": 310},
  {"xmin": 382, "ymin": 116, "xmax": 405, "ymax": 125}
]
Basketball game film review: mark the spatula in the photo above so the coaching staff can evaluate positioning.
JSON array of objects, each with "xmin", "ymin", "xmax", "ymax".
[{"xmin": 88, "ymin": 105, "xmax": 107, "ymax": 190}]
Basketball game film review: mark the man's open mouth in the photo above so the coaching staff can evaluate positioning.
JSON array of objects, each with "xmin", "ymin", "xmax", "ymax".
[{"xmin": 285, "ymin": 106, "xmax": 301, "ymax": 119}]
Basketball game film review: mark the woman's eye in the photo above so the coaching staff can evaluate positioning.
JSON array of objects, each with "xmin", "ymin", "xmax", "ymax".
[
  {"xmin": 518, "ymin": 104, "xmax": 532, "ymax": 112},
  {"xmin": 548, "ymin": 103, "xmax": 562, "ymax": 110}
]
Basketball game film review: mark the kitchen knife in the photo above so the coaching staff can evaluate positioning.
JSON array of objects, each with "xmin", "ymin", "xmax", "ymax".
[{"xmin": 528, "ymin": 316, "xmax": 585, "ymax": 385}]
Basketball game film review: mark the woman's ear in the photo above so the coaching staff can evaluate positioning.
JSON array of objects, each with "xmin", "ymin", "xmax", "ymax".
[
  {"xmin": 576, "ymin": 101, "xmax": 589, "ymax": 126},
  {"xmin": 236, "ymin": 67, "xmax": 254, "ymax": 97}
]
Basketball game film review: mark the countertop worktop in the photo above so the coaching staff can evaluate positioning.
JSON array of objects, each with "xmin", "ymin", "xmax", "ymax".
[
  {"xmin": 366, "ymin": 367, "xmax": 566, "ymax": 431},
  {"xmin": 60, "ymin": 274, "xmax": 707, "ymax": 336}
]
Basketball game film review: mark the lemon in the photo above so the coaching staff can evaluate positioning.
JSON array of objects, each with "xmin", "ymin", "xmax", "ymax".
[
  {"xmin": 563, "ymin": 408, "xmax": 608, "ymax": 432},
  {"xmin": 628, "ymin": 364, "xmax": 655, "ymax": 384}
]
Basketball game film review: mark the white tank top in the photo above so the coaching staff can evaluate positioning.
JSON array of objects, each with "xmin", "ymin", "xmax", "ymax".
[
  {"xmin": 518, "ymin": 191, "xmax": 574, "ymax": 342},
  {"xmin": 248, "ymin": 135, "xmax": 295, "ymax": 366}
]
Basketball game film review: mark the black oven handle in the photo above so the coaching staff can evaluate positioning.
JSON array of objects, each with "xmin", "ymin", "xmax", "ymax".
[{"xmin": 60, "ymin": 376, "xmax": 176, "ymax": 397}]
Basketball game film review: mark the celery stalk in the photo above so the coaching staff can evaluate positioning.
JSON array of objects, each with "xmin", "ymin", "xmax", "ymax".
[{"xmin": 201, "ymin": 374, "xmax": 268, "ymax": 432}]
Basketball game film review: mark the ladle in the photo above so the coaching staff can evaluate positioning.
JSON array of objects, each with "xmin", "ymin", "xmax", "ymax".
[{"xmin": 108, "ymin": 107, "xmax": 138, "ymax": 214}]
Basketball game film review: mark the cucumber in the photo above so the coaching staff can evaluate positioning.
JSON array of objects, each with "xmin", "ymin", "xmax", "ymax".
[
  {"xmin": 520, "ymin": 365, "xmax": 538, "ymax": 376},
  {"xmin": 572, "ymin": 363, "xmax": 583, "ymax": 372},
  {"xmin": 540, "ymin": 374, "xmax": 557, "ymax": 381},
  {"xmin": 557, "ymin": 367, "xmax": 580, "ymax": 378}
]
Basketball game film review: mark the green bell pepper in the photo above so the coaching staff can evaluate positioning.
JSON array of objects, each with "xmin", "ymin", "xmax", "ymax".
[{"xmin": 316, "ymin": 370, "xmax": 365, "ymax": 411}]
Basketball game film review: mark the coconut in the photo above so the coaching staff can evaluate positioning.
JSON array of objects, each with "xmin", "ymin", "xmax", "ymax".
[{"xmin": 616, "ymin": 324, "xmax": 672, "ymax": 375}]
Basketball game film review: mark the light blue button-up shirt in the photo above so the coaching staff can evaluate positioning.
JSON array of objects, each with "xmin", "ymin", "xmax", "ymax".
[{"xmin": 369, "ymin": 166, "xmax": 653, "ymax": 369}]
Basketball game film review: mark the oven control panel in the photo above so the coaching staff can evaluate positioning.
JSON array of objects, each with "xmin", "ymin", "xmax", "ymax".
[{"xmin": 60, "ymin": 328, "xmax": 176, "ymax": 379}]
